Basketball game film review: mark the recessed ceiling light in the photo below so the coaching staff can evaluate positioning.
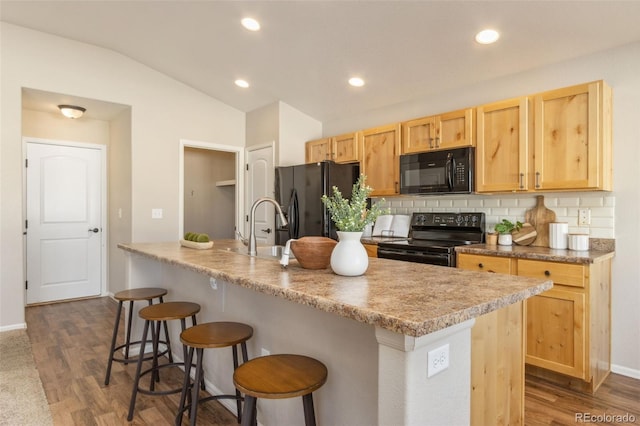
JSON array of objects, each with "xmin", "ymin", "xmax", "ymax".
[
  {"xmin": 475, "ymin": 29, "xmax": 500, "ymax": 44},
  {"xmin": 235, "ymin": 79, "xmax": 250, "ymax": 88},
  {"xmin": 241, "ymin": 17, "xmax": 260, "ymax": 31},
  {"xmin": 348, "ymin": 77, "xmax": 365, "ymax": 87}
]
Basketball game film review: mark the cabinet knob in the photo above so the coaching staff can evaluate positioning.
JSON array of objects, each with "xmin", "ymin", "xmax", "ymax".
[
  {"xmin": 478, "ymin": 263, "xmax": 484, "ymax": 268},
  {"xmin": 544, "ymin": 270, "xmax": 551, "ymax": 277}
]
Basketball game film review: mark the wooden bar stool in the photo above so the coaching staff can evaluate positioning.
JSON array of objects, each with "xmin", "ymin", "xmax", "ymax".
[
  {"xmin": 127, "ymin": 301, "xmax": 201, "ymax": 421},
  {"xmin": 104, "ymin": 287, "xmax": 172, "ymax": 385},
  {"xmin": 233, "ymin": 354, "xmax": 328, "ymax": 426},
  {"xmin": 175, "ymin": 322, "xmax": 253, "ymax": 426}
]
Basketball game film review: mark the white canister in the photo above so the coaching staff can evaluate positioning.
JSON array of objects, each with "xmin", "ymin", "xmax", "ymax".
[
  {"xmin": 568, "ymin": 234, "xmax": 590, "ymax": 251},
  {"xmin": 549, "ymin": 222, "xmax": 568, "ymax": 249}
]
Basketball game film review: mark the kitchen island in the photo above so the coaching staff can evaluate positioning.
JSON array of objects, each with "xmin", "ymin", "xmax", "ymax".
[{"xmin": 119, "ymin": 240, "xmax": 552, "ymax": 425}]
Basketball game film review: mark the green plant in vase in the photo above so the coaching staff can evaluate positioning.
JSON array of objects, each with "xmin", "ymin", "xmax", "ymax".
[
  {"xmin": 321, "ymin": 174, "xmax": 388, "ymax": 276},
  {"xmin": 494, "ymin": 219, "xmax": 523, "ymax": 246}
]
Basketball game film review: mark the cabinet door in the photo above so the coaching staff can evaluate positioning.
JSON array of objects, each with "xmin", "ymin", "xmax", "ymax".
[
  {"xmin": 476, "ymin": 98, "xmax": 530, "ymax": 193},
  {"xmin": 305, "ymin": 138, "xmax": 332, "ymax": 163},
  {"xmin": 457, "ymin": 253, "xmax": 512, "ymax": 274},
  {"xmin": 401, "ymin": 116, "xmax": 436, "ymax": 154},
  {"xmin": 361, "ymin": 124, "xmax": 401, "ymax": 196},
  {"xmin": 435, "ymin": 108, "xmax": 474, "ymax": 150},
  {"xmin": 524, "ymin": 287, "xmax": 587, "ymax": 380},
  {"xmin": 332, "ymin": 132, "xmax": 359, "ymax": 164},
  {"xmin": 534, "ymin": 81, "xmax": 607, "ymax": 190},
  {"xmin": 362, "ymin": 243, "xmax": 378, "ymax": 257}
]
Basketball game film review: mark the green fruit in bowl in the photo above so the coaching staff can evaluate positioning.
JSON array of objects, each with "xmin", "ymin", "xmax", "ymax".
[
  {"xmin": 196, "ymin": 234, "xmax": 209, "ymax": 243},
  {"xmin": 184, "ymin": 232, "xmax": 195, "ymax": 241}
]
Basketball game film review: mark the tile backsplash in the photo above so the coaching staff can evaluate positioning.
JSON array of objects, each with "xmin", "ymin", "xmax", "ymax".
[{"xmin": 376, "ymin": 193, "xmax": 615, "ymax": 238}]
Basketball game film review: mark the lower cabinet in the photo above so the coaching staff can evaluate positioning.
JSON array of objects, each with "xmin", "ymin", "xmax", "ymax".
[
  {"xmin": 459, "ymin": 253, "xmax": 611, "ymax": 396},
  {"xmin": 362, "ymin": 243, "xmax": 377, "ymax": 257}
]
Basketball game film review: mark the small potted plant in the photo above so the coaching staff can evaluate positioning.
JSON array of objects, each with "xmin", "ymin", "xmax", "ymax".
[
  {"xmin": 494, "ymin": 219, "xmax": 523, "ymax": 246},
  {"xmin": 321, "ymin": 174, "xmax": 388, "ymax": 276}
]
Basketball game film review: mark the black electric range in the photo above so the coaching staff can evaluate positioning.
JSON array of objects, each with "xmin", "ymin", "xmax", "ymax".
[{"xmin": 377, "ymin": 212, "xmax": 485, "ymax": 267}]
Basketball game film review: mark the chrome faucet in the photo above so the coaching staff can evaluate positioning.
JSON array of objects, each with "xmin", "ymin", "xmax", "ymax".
[{"xmin": 248, "ymin": 197, "xmax": 288, "ymax": 256}]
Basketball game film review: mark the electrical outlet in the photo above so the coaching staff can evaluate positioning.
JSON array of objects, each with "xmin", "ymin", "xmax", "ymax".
[
  {"xmin": 151, "ymin": 208, "xmax": 163, "ymax": 219},
  {"xmin": 578, "ymin": 208, "xmax": 591, "ymax": 226},
  {"xmin": 209, "ymin": 277, "xmax": 217, "ymax": 290},
  {"xmin": 261, "ymin": 347, "xmax": 270, "ymax": 357},
  {"xmin": 427, "ymin": 344, "xmax": 450, "ymax": 377}
]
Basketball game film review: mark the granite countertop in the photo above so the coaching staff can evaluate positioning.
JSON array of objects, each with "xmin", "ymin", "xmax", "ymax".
[
  {"xmin": 455, "ymin": 243, "xmax": 615, "ymax": 264},
  {"xmin": 118, "ymin": 240, "xmax": 552, "ymax": 338}
]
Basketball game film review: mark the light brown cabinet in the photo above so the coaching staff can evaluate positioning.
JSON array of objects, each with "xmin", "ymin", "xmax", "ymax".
[
  {"xmin": 476, "ymin": 81, "xmax": 612, "ymax": 193},
  {"xmin": 305, "ymin": 138, "xmax": 332, "ymax": 163},
  {"xmin": 458, "ymin": 253, "xmax": 611, "ymax": 394},
  {"xmin": 332, "ymin": 132, "xmax": 359, "ymax": 163},
  {"xmin": 360, "ymin": 123, "xmax": 401, "ymax": 196},
  {"xmin": 475, "ymin": 97, "xmax": 531, "ymax": 192},
  {"xmin": 533, "ymin": 81, "xmax": 612, "ymax": 191},
  {"xmin": 362, "ymin": 243, "xmax": 377, "ymax": 257},
  {"xmin": 401, "ymin": 108, "xmax": 474, "ymax": 154}
]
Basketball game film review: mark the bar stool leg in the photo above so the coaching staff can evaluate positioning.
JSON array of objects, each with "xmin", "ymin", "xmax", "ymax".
[
  {"xmin": 127, "ymin": 319, "xmax": 150, "ymax": 421},
  {"xmin": 302, "ymin": 394, "xmax": 317, "ymax": 426},
  {"xmin": 240, "ymin": 395, "xmax": 257, "ymax": 426},
  {"xmin": 159, "ymin": 295, "xmax": 174, "ymax": 363},
  {"xmin": 104, "ymin": 300, "xmax": 124, "ymax": 385},
  {"xmin": 232, "ymin": 345, "xmax": 242, "ymax": 423},
  {"xmin": 175, "ymin": 346, "xmax": 195, "ymax": 426},
  {"xmin": 188, "ymin": 348, "xmax": 205, "ymax": 426}
]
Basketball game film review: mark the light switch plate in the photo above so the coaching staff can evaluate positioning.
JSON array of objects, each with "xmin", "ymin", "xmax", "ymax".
[{"xmin": 151, "ymin": 208, "xmax": 163, "ymax": 219}]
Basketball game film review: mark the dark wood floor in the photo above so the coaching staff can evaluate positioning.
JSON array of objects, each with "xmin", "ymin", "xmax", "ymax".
[{"xmin": 26, "ymin": 297, "xmax": 640, "ymax": 425}]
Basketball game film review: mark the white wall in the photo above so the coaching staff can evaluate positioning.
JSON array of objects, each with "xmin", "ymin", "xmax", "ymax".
[
  {"xmin": 324, "ymin": 42, "xmax": 640, "ymax": 376},
  {"xmin": 0, "ymin": 23, "xmax": 244, "ymax": 329}
]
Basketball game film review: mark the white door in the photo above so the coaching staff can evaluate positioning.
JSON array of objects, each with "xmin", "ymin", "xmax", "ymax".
[
  {"xmin": 245, "ymin": 144, "xmax": 275, "ymax": 246},
  {"xmin": 26, "ymin": 142, "xmax": 103, "ymax": 304}
]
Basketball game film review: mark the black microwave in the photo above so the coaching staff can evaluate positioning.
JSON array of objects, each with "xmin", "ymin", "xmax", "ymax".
[{"xmin": 399, "ymin": 147, "xmax": 474, "ymax": 195}]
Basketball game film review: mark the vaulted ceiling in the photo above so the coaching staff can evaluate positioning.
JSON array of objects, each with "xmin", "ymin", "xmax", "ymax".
[{"xmin": 3, "ymin": 1, "xmax": 640, "ymax": 122}]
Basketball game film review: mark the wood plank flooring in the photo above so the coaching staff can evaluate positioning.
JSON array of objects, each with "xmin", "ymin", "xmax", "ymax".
[{"xmin": 25, "ymin": 297, "xmax": 640, "ymax": 425}]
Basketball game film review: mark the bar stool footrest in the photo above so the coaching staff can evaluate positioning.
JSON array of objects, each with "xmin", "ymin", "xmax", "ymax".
[
  {"xmin": 111, "ymin": 339, "xmax": 170, "ymax": 365},
  {"xmin": 137, "ymin": 362, "xmax": 189, "ymax": 396}
]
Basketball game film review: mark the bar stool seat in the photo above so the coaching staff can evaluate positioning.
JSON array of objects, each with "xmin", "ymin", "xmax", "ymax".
[
  {"xmin": 233, "ymin": 354, "xmax": 328, "ymax": 426},
  {"xmin": 105, "ymin": 287, "xmax": 171, "ymax": 386},
  {"xmin": 127, "ymin": 301, "xmax": 201, "ymax": 421},
  {"xmin": 176, "ymin": 322, "xmax": 253, "ymax": 426}
]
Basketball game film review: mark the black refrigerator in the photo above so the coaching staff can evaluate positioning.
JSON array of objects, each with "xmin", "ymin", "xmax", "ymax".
[{"xmin": 274, "ymin": 161, "xmax": 360, "ymax": 245}]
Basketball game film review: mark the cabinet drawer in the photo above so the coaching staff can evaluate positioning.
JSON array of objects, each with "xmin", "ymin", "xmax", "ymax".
[
  {"xmin": 457, "ymin": 254, "xmax": 512, "ymax": 274},
  {"xmin": 517, "ymin": 259, "xmax": 585, "ymax": 288}
]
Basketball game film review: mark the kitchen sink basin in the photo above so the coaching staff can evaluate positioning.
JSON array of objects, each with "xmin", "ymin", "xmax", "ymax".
[{"xmin": 226, "ymin": 245, "xmax": 294, "ymax": 259}]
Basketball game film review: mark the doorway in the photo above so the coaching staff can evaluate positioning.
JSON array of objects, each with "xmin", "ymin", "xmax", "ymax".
[
  {"xmin": 179, "ymin": 140, "xmax": 244, "ymax": 241},
  {"xmin": 24, "ymin": 139, "xmax": 106, "ymax": 304}
]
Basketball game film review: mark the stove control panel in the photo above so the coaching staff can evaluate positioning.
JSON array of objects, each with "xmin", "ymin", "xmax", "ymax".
[{"xmin": 411, "ymin": 212, "xmax": 485, "ymax": 229}]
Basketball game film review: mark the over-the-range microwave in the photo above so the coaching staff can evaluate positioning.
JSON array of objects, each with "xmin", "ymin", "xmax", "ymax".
[{"xmin": 399, "ymin": 147, "xmax": 474, "ymax": 195}]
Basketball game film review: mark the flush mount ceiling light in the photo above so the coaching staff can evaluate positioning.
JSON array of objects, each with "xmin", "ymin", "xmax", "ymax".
[
  {"xmin": 241, "ymin": 17, "xmax": 260, "ymax": 31},
  {"xmin": 234, "ymin": 79, "xmax": 250, "ymax": 88},
  {"xmin": 475, "ymin": 29, "xmax": 500, "ymax": 44},
  {"xmin": 348, "ymin": 77, "xmax": 365, "ymax": 87},
  {"xmin": 58, "ymin": 104, "xmax": 86, "ymax": 119}
]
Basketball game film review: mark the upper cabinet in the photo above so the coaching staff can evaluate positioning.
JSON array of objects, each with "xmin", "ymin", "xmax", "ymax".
[
  {"xmin": 305, "ymin": 133, "xmax": 359, "ymax": 164},
  {"xmin": 361, "ymin": 123, "xmax": 401, "ymax": 196},
  {"xmin": 402, "ymin": 108, "xmax": 474, "ymax": 154},
  {"xmin": 476, "ymin": 97, "xmax": 531, "ymax": 192},
  {"xmin": 533, "ymin": 81, "xmax": 612, "ymax": 191},
  {"xmin": 332, "ymin": 132, "xmax": 360, "ymax": 164},
  {"xmin": 476, "ymin": 81, "xmax": 612, "ymax": 193},
  {"xmin": 305, "ymin": 137, "xmax": 332, "ymax": 163}
]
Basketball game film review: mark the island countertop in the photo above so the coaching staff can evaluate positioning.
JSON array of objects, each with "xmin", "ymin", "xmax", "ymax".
[{"xmin": 118, "ymin": 241, "xmax": 552, "ymax": 337}]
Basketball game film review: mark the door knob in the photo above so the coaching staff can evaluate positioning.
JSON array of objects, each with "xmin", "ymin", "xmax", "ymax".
[
  {"xmin": 89, "ymin": 228, "xmax": 99, "ymax": 233},
  {"xmin": 261, "ymin": 228, "xmax": 272, "ymax": 234}
]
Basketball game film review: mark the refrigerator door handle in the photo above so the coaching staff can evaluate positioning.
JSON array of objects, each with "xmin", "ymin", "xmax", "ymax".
[{"xmin": 289, "ymin": 189, "xmax": 300, "ymax": 238}]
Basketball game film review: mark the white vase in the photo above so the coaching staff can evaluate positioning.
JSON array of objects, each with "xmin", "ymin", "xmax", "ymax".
[
  {"xmin": 498, "ymin": 233, "xmax": 512, "ymax": 246},
  {"xmin": 330, "ymin": 231, "xmax": 369, "ymax": 276}
]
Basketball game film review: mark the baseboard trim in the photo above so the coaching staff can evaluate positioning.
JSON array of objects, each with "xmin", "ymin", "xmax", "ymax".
[
  {"xmin": 0, "ymin": 323, "xmax": 27, "ymax": 332},
  {"xmin": 611, "ymin": 364, "xmax": 640, "ymax": 380}
]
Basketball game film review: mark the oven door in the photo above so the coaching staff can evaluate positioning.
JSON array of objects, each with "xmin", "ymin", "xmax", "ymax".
[{"xmin": 377, "ymin": 246, "xmax": 453, "ymax": 266}]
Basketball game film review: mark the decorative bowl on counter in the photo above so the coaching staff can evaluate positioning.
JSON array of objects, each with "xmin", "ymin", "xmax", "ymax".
[
  {"xmin": 290, "ymin": 237, "xmax": 337, "ymax": 269},
  {"xmin": 180, "ymin": 239, "xmax": 214, "ymax": 249}
]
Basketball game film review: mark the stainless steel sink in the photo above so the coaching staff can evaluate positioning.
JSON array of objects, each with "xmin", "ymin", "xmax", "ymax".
[{"xmin": 226, "ymin": 245, "xmax": 294, "ymax": 259}]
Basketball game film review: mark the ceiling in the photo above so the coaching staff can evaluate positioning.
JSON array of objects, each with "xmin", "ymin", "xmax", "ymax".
[{"xmin": 3, "ymin": 1, "xmax": 640, "ymax": 123}]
